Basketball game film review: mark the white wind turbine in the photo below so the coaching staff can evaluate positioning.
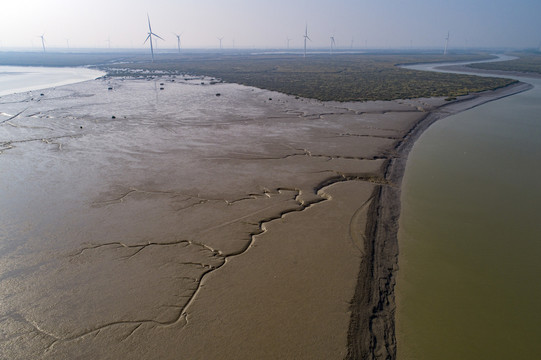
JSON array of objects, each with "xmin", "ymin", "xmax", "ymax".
[
  {"xmin": 303, "ymin": 24, "xmax": 311, "ymax": 58},
  {"xmin": 218, "ymin": 36, "xmax": 224, "ymax": 50},
  {"xmin": 444, "ymin": 31, "xmax": 450, "ymax": 55},
  {"xmin": 286, "ymin": 37, "xmax": 291, "ymax": 49},
  {"xmin": 144, "ymin": 14, "xmax": 164, "ymax": 62},
  {"xmin": 330, "ymin": 35, "xmax": 336, "ymax": 55},
  {"xmin": 174, "ymin": 33, "xmax": 182, "ymax": 53},
  {"xmin": 38, "ymin": 34, "xmax": 46, "ymax": 52}
]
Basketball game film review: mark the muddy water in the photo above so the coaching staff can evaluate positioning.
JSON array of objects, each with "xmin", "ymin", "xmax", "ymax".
[
  {"xmin": 397, "ymin": 71, "xmax": 541, "ymax": 358},
  {"xmin": 0, "ymin": 66, "xmax": 104, "ymax": 96}
]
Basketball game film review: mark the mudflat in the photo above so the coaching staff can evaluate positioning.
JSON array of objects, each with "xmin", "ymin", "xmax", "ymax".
[{"xmin": 0, "ymin": 75, "xmax": 528, "ymax": 359}]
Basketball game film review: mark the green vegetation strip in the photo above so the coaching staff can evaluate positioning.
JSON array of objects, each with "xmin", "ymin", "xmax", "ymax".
[
  {"xmin": 107, "ymin": 53, "xmax": 516, "ymax": 102},
  {"xmin": 469, "ymin": 53, "xmax": 541, "ymax": 75}
]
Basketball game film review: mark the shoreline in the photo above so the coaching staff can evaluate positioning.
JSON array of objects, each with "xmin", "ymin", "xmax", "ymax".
[
  {"xmin": 346, "ymin": 80, "xmax": 532, "ymax": 358},
  {"xmin": 0, "ymin": 65, "xmax": 104, "ymax": 97}
]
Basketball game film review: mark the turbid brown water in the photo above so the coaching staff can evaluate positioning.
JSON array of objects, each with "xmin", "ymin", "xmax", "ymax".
[
  {"xmin": 0, "ymin": 71, "xmax": 528, "ymax": 359},
  {"xmin": 397, "ymin": 65, "xmax": 541, "ymax": 359}
]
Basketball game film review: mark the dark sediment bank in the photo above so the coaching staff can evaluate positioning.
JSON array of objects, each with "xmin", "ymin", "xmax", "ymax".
[{"xmin": 346, "ymin": 81, "xmax": 532, "ymax": 359}]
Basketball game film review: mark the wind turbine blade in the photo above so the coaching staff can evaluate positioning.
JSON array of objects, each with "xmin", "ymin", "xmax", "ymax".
[
  {"xmin": 152, "ymin": 33, "xmax": 164, "ymax": 41},
  {"xmin": 144, "ymin": 34, "xmax": 151, "ymax": 44}
]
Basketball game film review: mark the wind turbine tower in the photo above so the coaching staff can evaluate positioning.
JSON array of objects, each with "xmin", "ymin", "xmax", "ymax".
[
  {"xmin": 39, "ymin": 34, "xmax": 46, "ymax": 53},
  {"xmin": 144, "ymin": 14, "xmax": 164, "ymax": 62},
  {"xmin": 175, "ymin": 33, "xmax": 182, "ymax": 53},
  {"xmin": 330, "ymin": 35, "xmax": 336, "ymax": 55},
  {"xmin": 218, "ymin": 36, "xmax": 224, "ymax": 50},
  {"xmin": 303, "ymin": 24, "xmax": 311, "ymax": 58},
  {"xmin": 287, "ymin": 37, "xmax": 291, "ymax": 49},
  {"xmin": 444, "ymin": 31, "xmax": 450, "ymax": 55}
]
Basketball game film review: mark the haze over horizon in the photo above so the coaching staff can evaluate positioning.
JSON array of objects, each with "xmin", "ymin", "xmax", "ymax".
[{"xmin": 1, "ymin": 0, "xmax": 540, "ymax": 51}]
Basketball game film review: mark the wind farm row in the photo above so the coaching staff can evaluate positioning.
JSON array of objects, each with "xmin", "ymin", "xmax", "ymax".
[{"xmin": 24, "ymin": 15, "xmax": 454, "ymax": 61}]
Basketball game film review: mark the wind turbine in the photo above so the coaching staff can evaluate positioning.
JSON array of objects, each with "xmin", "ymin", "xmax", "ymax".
[
  {"xmin": 303, "ymin": 24, "xmax": 311, "ymax": 58},
  {"xmin": 144, "ymin": 14, "xmax": 164, "ymax": 62},
  {"xmin": 330, "ymin": 35, "xmax": 336, "ymax": 55},
  {"xmin": 106, "ymin": 36, "xmax": 111, "ymax": 49},
  {"xmin": 218, "ymin": 36, "xmax": 224, "ymax": 50},
  {"xmin": 174, "ymin": 33, "xmax": 182, "ymax": 53},
  {"xmin": 444, "ymin": 31, "xmax": 450, "ymax": 55},
  {"xmin": 38, "ymin": 34, "xmax": 46, "ymax": 52},
  {"xmin": 286, "ymin": 37, "xmax": 291, "ymax": 49}
]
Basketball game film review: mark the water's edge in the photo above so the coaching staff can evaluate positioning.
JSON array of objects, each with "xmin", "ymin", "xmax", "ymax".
[
  {"xmin": 0, "ymin": 65, "xmax": 104, "ymax": 96},
  {"xmin": 345, "ymin": 77, "xmax": 532, "ymax": 359}
]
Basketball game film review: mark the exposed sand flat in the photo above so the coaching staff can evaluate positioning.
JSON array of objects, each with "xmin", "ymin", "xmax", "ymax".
[{"xmin": 0, "ymin": 75, "xmax": 530, "ymax": 359}]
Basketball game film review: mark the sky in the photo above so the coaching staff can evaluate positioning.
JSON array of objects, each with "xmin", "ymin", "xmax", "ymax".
[{"xmin": 1, "ymin": 0, "xmax": 540, "ymax": 51}]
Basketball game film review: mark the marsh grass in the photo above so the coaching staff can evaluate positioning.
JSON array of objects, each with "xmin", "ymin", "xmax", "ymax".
[
  {"xmin": 0, "ymin": 51, "xmax": 517, "ymax": 102},
  {"xmin": 106, "ymin": 53, "xmax": 516, "ymax": 101}
]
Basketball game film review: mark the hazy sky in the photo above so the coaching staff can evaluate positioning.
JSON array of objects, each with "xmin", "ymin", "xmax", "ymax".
[{"xmin": 1, "ymin": 0, "xmax": 540, "ymax": 50}]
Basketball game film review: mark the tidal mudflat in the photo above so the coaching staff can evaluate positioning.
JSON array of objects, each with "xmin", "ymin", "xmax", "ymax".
[{"xmin": 0, "ymin": 74, "xmax": 527, "ymax": 359}]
